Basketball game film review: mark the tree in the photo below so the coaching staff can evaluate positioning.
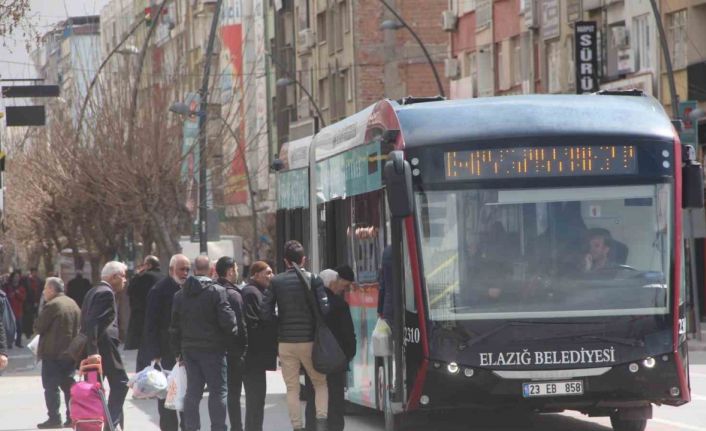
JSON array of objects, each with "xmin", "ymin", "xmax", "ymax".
[{"xmin": 0, "ymin": 0, "xmax": 37, "ymax": 49}]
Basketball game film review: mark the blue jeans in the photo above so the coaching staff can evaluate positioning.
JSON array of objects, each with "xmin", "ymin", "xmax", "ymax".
[
  {"xmin": 41, "ymin": 359, "xmax": 75, "ymax": 421},
  {"xmin": 183, "ymin": 351, "xmax": 228, "ymax": 431}
]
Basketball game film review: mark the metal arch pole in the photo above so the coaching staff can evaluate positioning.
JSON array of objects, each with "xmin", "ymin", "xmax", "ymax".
[{"xmin": 649, "ymin": 0, "xmax": 679, "ymax": 119}]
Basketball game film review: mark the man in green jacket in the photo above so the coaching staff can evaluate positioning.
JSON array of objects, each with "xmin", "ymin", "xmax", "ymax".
[{"xmin": 35, "ymin": 277, "xmax": 81, "ymax": 429}]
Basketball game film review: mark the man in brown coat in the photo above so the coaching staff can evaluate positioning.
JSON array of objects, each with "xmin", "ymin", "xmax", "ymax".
[{"xmin": 35, "ymin": 277, "xmax": 81, "ymax": 429}]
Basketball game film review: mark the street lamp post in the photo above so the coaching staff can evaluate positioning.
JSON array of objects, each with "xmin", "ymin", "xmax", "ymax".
[
  {"xmin": 275, "ymin": 77, "xmax": 326, "ymax": 130},
  {"xmin": 378, "ymin": 0, "xmax": 445, "ymax": 98}
]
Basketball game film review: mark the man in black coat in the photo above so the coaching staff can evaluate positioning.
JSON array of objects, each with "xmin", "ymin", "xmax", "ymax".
[
  {"xmin": 261, "ymin": 240, "xmax": 330, "ymax": 431},
  {"xmin": 67, "ymin": 270, "xmax": 92, "ymax": 309},
  {"xmin": 215, "ymin": 256, "xmax": 248, "ymax": 431},
  {"xmin": 305, "ymin": 266, "xmax": 356, "ymax": 431},
  {"xmin": 79, "ymin": 261, "xmax": 128, "ymax": 430},
  {"xmin": 126, "ymin": 255, "xmax": 163, "ymax": 371},
  {"xmin": 241, "ymin": 261, "xmax": 276, "ymax": 431},
  {"xmin": 141, "ymin": 254, "xmax": 190, "ymax": 431},
  {"xmin": 170, "ymin": 255, "xmax": 238, "ymax": 431}
]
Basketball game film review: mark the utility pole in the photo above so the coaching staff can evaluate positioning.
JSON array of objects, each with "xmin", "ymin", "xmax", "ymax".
[{"xmin": 196, "ymin": 0, "xmax": 224, "ymax": 254}]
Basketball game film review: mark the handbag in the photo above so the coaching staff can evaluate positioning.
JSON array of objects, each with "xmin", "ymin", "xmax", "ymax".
[
  {"xmin": 66, "ymin": 332, "xmax": 88, "ymax": 364},
  {"xmin": 292, "ymin": 263, "xmax": 347, "ymax": 375}
]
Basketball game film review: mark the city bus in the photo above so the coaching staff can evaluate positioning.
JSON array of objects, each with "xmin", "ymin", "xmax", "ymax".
[{"xmin": 274, "ymin": 93, "xmax": 703, "ymax": 431}]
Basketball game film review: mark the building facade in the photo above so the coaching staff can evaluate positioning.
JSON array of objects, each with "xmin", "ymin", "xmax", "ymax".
[{"xmin": 445, "ymin": 0, "xmax": 706, "ymax": 140}]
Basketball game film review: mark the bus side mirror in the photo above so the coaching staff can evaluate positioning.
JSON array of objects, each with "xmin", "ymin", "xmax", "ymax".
[
  {"xmin": 682, "ymin": 145, "xmax": 704, "ymax": 209},
  {"xmin": 384, "ymin": 150, "xmax": 413, "ymax": 217}
]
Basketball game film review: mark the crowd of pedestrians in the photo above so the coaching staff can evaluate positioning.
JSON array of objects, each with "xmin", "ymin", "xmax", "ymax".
[{"xmin": 0, "ymin": 238, "xmax": 358, "ymax": 431}]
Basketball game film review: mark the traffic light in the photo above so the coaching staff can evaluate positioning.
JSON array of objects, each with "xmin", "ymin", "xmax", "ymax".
[{"xmin": 144, "ymin": 7, "xmax": 152, "ymax": 26}]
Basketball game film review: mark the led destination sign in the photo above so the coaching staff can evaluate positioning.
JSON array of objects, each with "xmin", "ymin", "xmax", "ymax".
[{"xmin": 445, "ymin": 145, "xmax": 637, "ymax": 180}]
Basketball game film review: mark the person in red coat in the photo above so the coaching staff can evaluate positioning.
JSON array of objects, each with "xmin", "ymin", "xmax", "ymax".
[{"xmin": 4, "ymin": 271, "xmax": 26, "ymax": 347}]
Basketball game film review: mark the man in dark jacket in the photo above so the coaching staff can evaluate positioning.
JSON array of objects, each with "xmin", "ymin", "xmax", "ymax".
[
  {"xmin": 80, "ymin": 261, "xmax": 128, "ymax": 430},
  {"xmin": 126, "ymin": 255, "xmax": 163, "ymax": 371},
  {"xmin": 305, "ymin": 266, "xmax": 356, "ymax": 431},
  {"xmin": 142, "ymin": 254, "xmax": 190, "ymax": 431},
  {"xmin": 170, "ymin": 255, "xmax": 238, "ymax": 431},
  {"xmin": 215, "ymin": 256, "xmax": 247, "ymax": 431},
  {"xmin": 241, "ymin": 261, "xmax": 276, "ymax": 431},
  {"xmin": 262, "ymin": 240, "xmax": 330, "ymax": 431},
  {"xmin": 66, "ymin": 270, "xmax": 92, "ymax": 309},
  {"xmin": 35, "ymin": 277, "xmax": 81, "ymax": 429}
]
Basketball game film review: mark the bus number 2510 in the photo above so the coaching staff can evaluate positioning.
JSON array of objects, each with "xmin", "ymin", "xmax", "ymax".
[{"xmin": 404, "ymin": 327, "xmax": 420, "ymax": 344}]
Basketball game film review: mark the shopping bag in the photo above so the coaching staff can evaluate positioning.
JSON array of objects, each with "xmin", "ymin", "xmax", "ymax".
[
  {"xmin": 128, "ymin": 360, "xmax": 169, "ymax": 399},
  {"xmin": 27, "ymin": 334, "xmax": 40, "ymax": 357},
  {"xmin": 164, "ymin": 364, "xmax": 187, "ymax": 411},
  {"xmin": 372, "ymin": 317, "xmax": 393, "ymax": 357}
]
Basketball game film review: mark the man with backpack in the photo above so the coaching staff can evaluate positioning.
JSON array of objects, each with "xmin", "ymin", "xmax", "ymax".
[
  {"xmin": 169, "ymin": 255, "xmax": 239, "ymax": 431},
  {"xmin": 261, "ymin": 240, "xmax": 330, "ymax": 431}
]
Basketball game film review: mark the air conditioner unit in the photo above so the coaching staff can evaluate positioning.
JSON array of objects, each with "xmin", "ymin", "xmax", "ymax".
[
  {"xmin": 442, "ymin": 10, "xmax": 458, "ymax": 32},
  {"xmin": 444, "ymin": 58, "xmax": 460, "ymax": 80},
  {"xmin": 297, "ymin": 29, "xmax": 315, "ymax": 53}
]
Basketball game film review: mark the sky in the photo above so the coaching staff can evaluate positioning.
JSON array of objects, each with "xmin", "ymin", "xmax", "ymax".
[{"xmin": 0, "ymin": 0, "xmax": 110, "ymax": 80}]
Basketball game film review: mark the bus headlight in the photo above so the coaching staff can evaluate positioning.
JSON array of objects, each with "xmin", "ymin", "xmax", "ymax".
[
  {"xmin": 628, "ymin": 363, "xmax": 639, "ymax": 373},
  {"xmin": 447, "ymin": 362, "xmax": 460, "ymax": 374},
  {"xmin": 463, "ymin": 368, "xmax": 474, "ymax": 377},
  {"xmin": 420, "ymin": 394, "xmax": 430, "ymax": 405},
  {"xmin": 643, "ymin": 357, "xmax": 656, "ymax": 368}
]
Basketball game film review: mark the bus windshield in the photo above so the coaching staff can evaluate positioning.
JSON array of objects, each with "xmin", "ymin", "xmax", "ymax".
[{"xmin": 415, "ymin": 184, "xmax": 672, "ymax": 321}]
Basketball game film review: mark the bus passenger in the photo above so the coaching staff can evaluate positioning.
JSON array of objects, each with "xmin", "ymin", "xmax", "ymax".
[
  {"xmin": 305, "ymin": 266, "xmax": 357, "ymax": 431},
  {"xmin": 261, "ymin": 240, "xmax": 330, "ymax": 431}
]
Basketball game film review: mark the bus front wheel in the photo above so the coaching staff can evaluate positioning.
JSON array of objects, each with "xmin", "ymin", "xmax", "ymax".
[{"xmin": 609, "ymin": 416, "xmax": 647, "ymax": 431}]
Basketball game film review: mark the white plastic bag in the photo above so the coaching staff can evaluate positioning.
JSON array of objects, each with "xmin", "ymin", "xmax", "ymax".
[
  {"xmin": 164, "ymin": 364, "xmax": 187, "ymax": 411},
  {"xmin": 372, "ymin": 317, "xmax": 392, "ymax": 357},
  {"xmin": 27, "ymin": 334, "xmax": 40, "ymax": 356},
  {"xmin": 128, "ymin": 360, "xmax": 169, "ymax": 399}
]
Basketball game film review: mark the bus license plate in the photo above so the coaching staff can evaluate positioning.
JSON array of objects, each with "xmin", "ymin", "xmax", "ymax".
[{"xmin": 522, "ymin": 380, "xmax": 583, "ymax": 397}]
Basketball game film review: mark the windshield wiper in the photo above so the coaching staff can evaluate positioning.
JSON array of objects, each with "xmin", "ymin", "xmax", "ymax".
[
  {"xmin": 576, "ymin": 334, "xmax": 645, "ymax": 347},
  {"xmin": 529, "ymin": 332, "xmax": 644, "ymax": 347},
  {"xmin": 465, "ymin": 321, "xmax": 587, "ymax": 348}
]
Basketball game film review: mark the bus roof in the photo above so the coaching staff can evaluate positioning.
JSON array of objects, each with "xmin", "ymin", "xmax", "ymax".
[{"xmin": 394, "ymin": 94, "xmax": 675, "ymax": 148}]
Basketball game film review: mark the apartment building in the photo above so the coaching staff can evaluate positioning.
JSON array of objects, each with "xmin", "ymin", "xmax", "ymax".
[
  {"xmin": 270, "ymin": 0, "xmax": 450, "ymax": 145},
  {"xmin": 446, "ymin": 0, "xmax": 706, "ymax": 146}
]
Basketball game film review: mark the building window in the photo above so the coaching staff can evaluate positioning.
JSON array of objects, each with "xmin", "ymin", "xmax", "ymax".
[
  {"xmin": 566, "ymin": 35, "xmax": 575, "ymax": 89},
  {"xmin": 477, "ymin": 46, "xmax": 493, "ymax": 97},
  {"xmin": 319, "ymin": 77, "xmax": 329, "ymax": 109},
  {"xmin": 667, "ymin": 9, "xmax": 687, "ymax": 70},
  {"xmin": 461, "ymin": 0, "xmax": 476, "ymax": 14},
  {"xmin": 511, "ymin": 36, "xmax": 521, "ymax": 86},
  {"xmin": 342, "ymin": 0, "xmax": 350, "ymax": 33},
  {"xmin": 476, "ymin": 0, "xmax": 491, "ymax": 28},
  {"xmin": 469, "ymin": 51, "xmax": 478, "ymax": 97},
  {"xmin": 334, "ymin": 3, "xmax": 343, "ymax": 51},
  {"xmin": 632, "ymin": 14, "xmax": 652, "ymax": 72},
  {"xmin": 497, "ymin": 41, "xmax": 509, "ymax": 91},
  {"xmin": 547, "ymin": 40, "xmax": 561, "ymax": 93},
  {"xmin": 317, "ymin": 11, "xmax": 327, "ymax": 44}
]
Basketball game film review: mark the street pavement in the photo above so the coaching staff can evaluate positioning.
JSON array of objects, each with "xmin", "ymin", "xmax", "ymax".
[{"xmin": 1, "ymin": 334, "xmax": 705, "ymax": 431}]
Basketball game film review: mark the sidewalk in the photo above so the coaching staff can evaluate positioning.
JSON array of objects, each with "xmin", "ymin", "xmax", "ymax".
[
  {"xmin": 0, "ymin": 347, "xmax": 292, "ymax": 431},
  {"xmin": 688, "ymin": 326, "xmax": 706, "ymax": 351}
]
